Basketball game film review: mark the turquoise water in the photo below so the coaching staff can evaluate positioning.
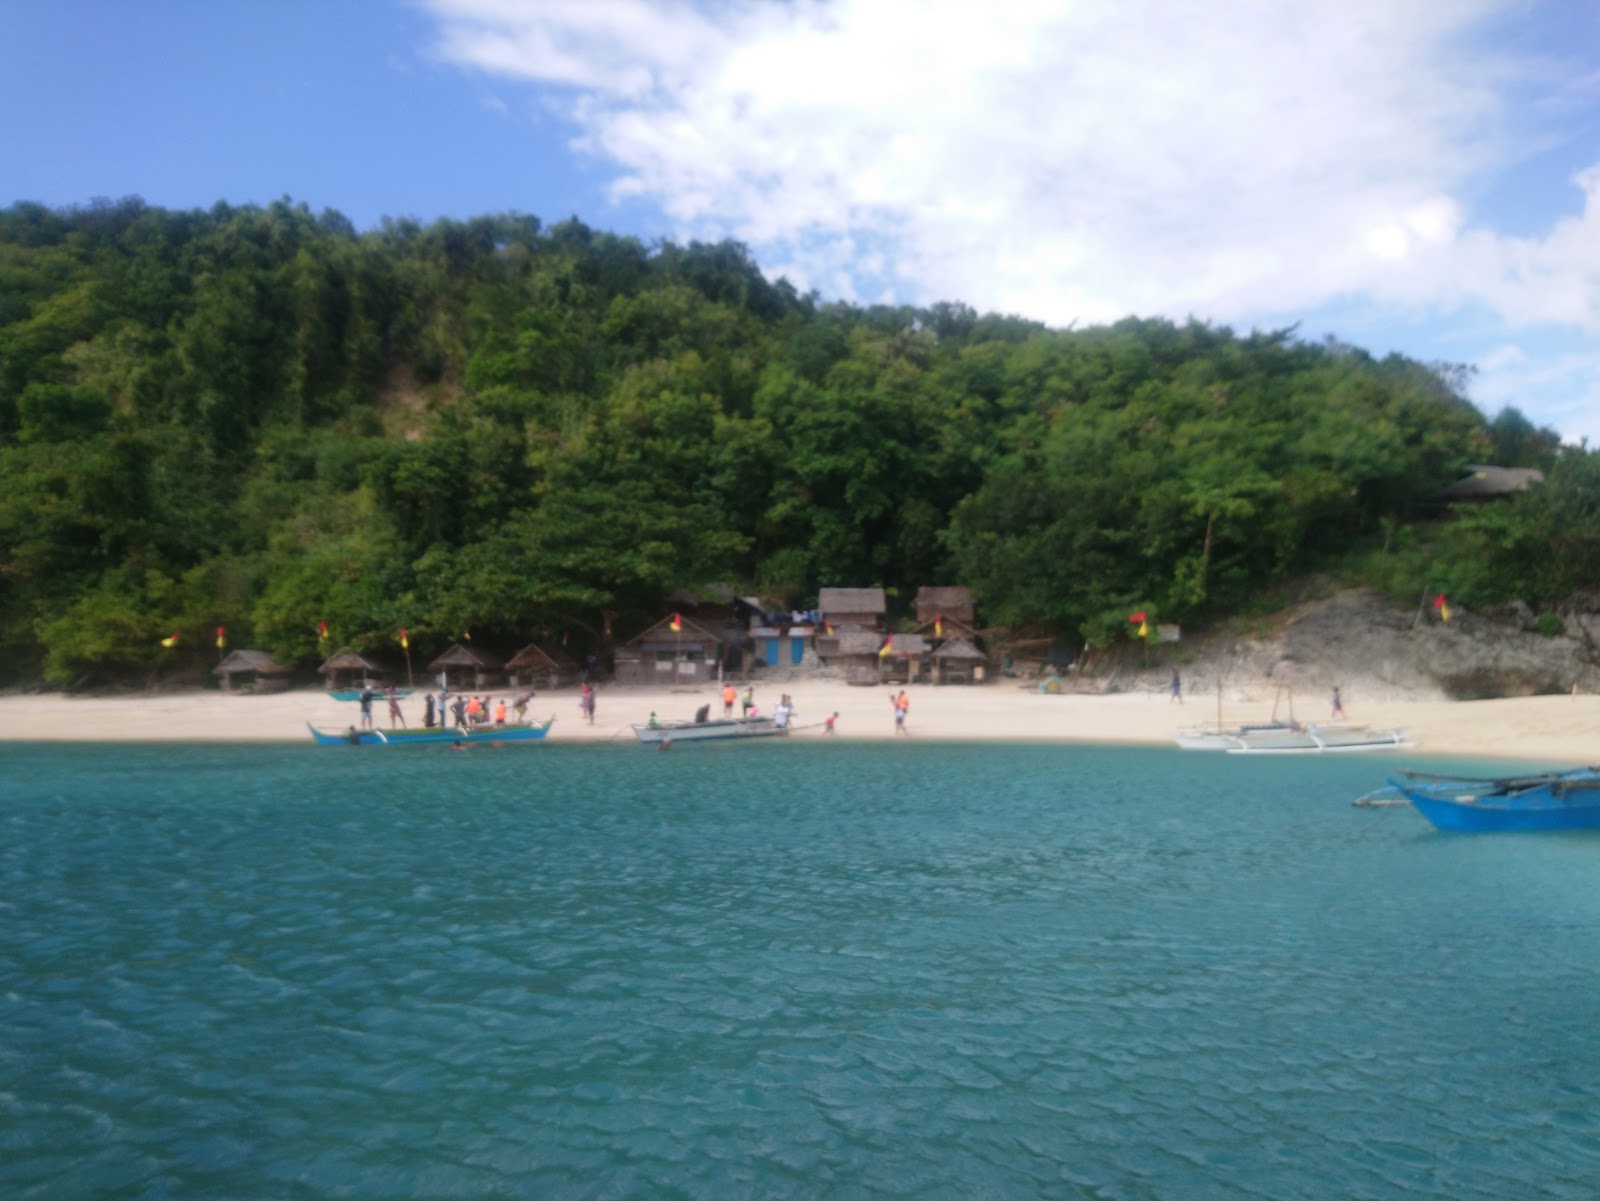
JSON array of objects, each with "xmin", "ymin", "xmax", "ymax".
[{"xmin": 3, "ymin": 741, "xmax": 1598, "ymax": 1199}]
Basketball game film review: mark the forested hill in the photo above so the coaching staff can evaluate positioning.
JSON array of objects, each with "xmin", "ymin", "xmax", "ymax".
[{"xmin": 2, "ymin": 197, "xmax": 1593, "ymax": 686}]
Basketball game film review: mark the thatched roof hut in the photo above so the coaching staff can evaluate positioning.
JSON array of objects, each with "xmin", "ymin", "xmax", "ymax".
[
  {"xmin": 506, "ymin": 643, "xmax": 576, "ymax": 688},
  {"xmin": 214, "ymin": 649, "xmax": 292, "ymax": 693},
  {"xmin": 318, "ymin": 648, "xmax": 391, "ymax": 690},
  {"xmin": 930, "ymin": 637, "xmax": 988, "ymax": 684},
  {"xmin": 825, "ymin": 628, "xmax": 889, "ymax": 686},
  {"xmin": 427, "ymin": 643, "xmax": 504, "ymax": 690},
  {"xmin": 878, "ymin": 632, "xmax": 930, "ymax": 684},
  {"xmin": 914, "ymin": 586, "xmax": 975, "ymax": 626},
  {"xmin": 614, "ymin": 614, "xmax": 724, "ymax": 686},
  {"xmin": 818, "ymin": 587, "xmax": 886, "ymax": 631}
]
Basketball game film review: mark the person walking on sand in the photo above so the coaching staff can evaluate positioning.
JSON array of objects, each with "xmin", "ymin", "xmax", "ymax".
[
  {"xmin": 722, "ymin": 682, "xmax": 736, "ymax": 717},
  {"xmin": 894, "ymin": 689, "xmax": 909, "ymax": 734},
  {"xmin": 1170, "ymin": 669, "xmax": 1182, "ymax": 703},
  {"xmin": 580, "ymin": 683, "xmax": 596, "ymax": 725},
  {"xmin": 1331, "ymin": 685, "xmax": 1344, "ymax": 719},
  {"xmin": 824, "ymin": 712, "xmax": 838, "ymax": 734}
]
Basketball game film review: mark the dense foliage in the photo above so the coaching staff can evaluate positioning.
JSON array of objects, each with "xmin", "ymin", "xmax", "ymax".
[{"xmin": 1, "ymin": 197, "xmax": 1591, "ymax": 685}]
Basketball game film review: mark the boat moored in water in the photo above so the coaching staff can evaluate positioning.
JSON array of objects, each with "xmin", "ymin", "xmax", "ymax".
[
  {"xmin": 1387, "ymin": 767, "xmax": 1600, "ymax": 832},
  {"xmin": 307, "ymin": 717, "xmax": 554, "ymax": 746},
  {"xmin": 1177, "ymin": 721, "xmax": 1410, "ymax": 753}
]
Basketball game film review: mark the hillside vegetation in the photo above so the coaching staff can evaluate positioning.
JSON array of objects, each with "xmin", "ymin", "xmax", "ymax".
[{"xmin": 2, "ymin": 197, "xmax": 1595, "ymax": 686}]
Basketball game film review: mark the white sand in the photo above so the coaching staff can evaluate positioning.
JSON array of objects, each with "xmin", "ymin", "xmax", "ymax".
[{"xmin": 2, "ymin": 681, "xmax": 1597, "ymax": 763}]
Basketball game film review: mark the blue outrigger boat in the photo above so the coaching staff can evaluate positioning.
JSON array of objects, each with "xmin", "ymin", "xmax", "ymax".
[
  {"xmin": 1386, "ymin": 767, "xmax": 1600, "ymax": 832},
  {"xmin": 327, "ymin": 687, "xmax": 411, "ymax": 702},
  {"xmin": 307, "ymin": 717, "xmax": 555, "ymax": 747}
]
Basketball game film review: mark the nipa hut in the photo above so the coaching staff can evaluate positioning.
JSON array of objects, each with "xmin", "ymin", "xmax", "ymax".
[
  {"xmin": 506, "ymin": 642, "xmax": 577, "ymax": 689},
  {"xmin": 930, "ymin": 637, "xmax": 988, "ymax": 685},
  {"xmin": 914, "ymin": 586, "xmax": 975, "ymax": 627},
  {"xmin": 828, "ymin": 629, "xmax": 889, "ymax": 686},
  {"xmin": 817, "ymin": 587, "xmax": 886, "ymax": 632},
  {"xmin": 613, "ymin": 615, "xmax": 723, "ymax": 686},
  {"xmin": 319, "ymin": 648, "xmax": 392, "ymax": 691},
  {"xmin": 877, "ymin": 632, "xmax": 930, "ymax": 684},
  {"xmin": 214, "ymin": 649, "xmax": 292, "ymax": 693},
  {"xmin": 427, "ymin": 643, "xmax": 504, "ymax": 691}
]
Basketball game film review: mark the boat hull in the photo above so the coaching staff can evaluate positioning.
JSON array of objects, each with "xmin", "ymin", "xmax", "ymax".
[
  {"xmin": 1224, "ymin": 725, "xmax": 1410, "ymax": 754},
  {"xmin": 633, "ymin": 717, "xmax": 782, "ymax": 744},
  {"xmin": 327, "ymin": 689, "xmax": 412, "ymax": 702},
  {"xmin": 1393, "ymin": 772, "xmax": 1600, "ymax": 832},
  {"xmin": 308, "ymin": 718, "xmax": 553, "ymax": 746}
]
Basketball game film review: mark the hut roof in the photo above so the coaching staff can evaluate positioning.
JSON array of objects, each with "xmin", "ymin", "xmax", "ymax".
[
  {"xmin": 1439, "ymin": 465, "xmax": 1544, "ymax": 499},
  {"xmin": 628, "ymin": 614, "xmax": 723, "ymax": 646},
  {"xmin": 883, "ymin": 633, "xmax": 929, "ymax": 655},
  {"xmin": 914, "ymin": 586, "xmax": 974, "ymax": 621},
  {"xmin": 318, "ymin": 648, "xmax": 386, "ymax": 674},
  {"xmin": 914, "ymin": 614, "xmax": 979, "ymax": 641},
  {"xmin": 506, "ymin": 643, "xmax": 576, "ymax": 671},
  {"xmin": 932, "ymin": 637, "xmax": 986, "ymax": 661},
  {"xmin": 818, "ymin": 587, "xmax": 886, "ymax": 615},
  {"xmin": 426, "ymin": 643, "xmax": 504, "ymax": 671},
  {"xmin": 214, "ymin": 649, "xmax": 290, "ymax": 676},
  {"xmin": 831, "ymin": 629, "xmax": 884, "ymax": 656}
]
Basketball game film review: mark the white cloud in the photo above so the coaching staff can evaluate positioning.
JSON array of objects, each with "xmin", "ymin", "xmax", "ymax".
[{"xmin": 421, "ymin": 0, "xmax": 1598, "ymax": 434}]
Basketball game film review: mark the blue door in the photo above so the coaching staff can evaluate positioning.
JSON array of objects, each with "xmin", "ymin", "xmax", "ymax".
[
  {"xmin": 791, "ymin": 638, "xmax": 805, "ymax": 665},
  {"xmin": 764, "ymin": 637, "xmax": 779, "ymax": 665}
]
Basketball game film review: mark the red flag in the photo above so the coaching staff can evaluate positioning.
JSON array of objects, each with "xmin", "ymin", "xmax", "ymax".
[
  {"xmin": 1433, "ymin": 595, "xmax": 1451, "ymax": 622},
  {"xmin": 1128, "ymin": 610, "xmax": 1147, "ymax": 623},
  {"xmin": 216, "ymin": 626, "xmax": 226, "ymax": 649},
  {"xmin": 670, "ymin": 613, "xmax": 682, "ymax": 632}
]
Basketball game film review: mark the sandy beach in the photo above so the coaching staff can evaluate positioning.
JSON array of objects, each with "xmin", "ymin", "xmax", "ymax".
[{"xmin": 2, "ymin": 680, "xmax": 1597, "ymax": 763}]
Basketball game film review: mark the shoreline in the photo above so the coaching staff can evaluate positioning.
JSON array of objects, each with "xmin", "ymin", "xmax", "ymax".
[{"xmin": 2, "ymin": 683, "xmax": 1597, "ymax": 764}]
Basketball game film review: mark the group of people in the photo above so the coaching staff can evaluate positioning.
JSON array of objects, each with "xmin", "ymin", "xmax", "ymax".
[
  {"xmin": 424, "ymin": 690, "xmax": 532, "ymax": 729},
  {"xmin": 358, "ymin": 683, "xmax": 409, "ymax": 730}
]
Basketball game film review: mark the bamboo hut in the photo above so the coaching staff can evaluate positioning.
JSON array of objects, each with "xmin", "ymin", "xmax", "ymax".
[
  {"xmin": 930, "ymin": 637, "xmax": 988, "ymax": 684},
  {"xmin": 828, "ymin": 629, "xmax": 888, "ymax": 686},
  {"xmin": 914, "ymin": 586, "xmax": 975, "ymax": 627},
  {"xmin": 214, "ymin": 649, "xmax": 292, "ymax": 693},
  {"xmin": 505, "ymin": 643, "xmax": 577, "ymax": 689},
  {"xmin": 318, "ymin": 648, "xmax": 391, "ymax": 691},
  {"xmin": 877, "ymin": 632, "xmax": 930, "ymax": 684},
  {"xmin": 817, "ymin": 587, "xmax": 886, "ymax": 631},
  {"xmin": 613, "ymin": 615, "xmax": 723, "ymax": 686},
  {"xmin": 427, "ymin": 643, "xmax": 504, "ymax": 691}
]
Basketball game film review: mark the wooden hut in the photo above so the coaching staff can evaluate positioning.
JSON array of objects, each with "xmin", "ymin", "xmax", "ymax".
[
  {"xmin": 505, "ymin": 643, "xmax": 577, "ymax": 689},
  {"xmin": 930, "ymin": 637, "xmax": 988, "ymax": 684},
  {"xmin": 914, "ymin": 586, "xmax": 975, "ymax": 627},
  {"xmin": 214, "ymin": 649, "xmax": 292, "ymax": 693},
  {"xmin": 613, "ymin": 615, "xmax": 723, "ymax": 686},
  {"xmin": 818, "ymin": 587, "xmax": 886, "ymax": 631},
  {"xmin": 877, "ymin": 632, "xmax": 930, "ymax": 684},
  {"xmin": 913, "ymin": 613, "xmax": 980, "ymax": 645},
  {"xmin": 825, "ymin": 629, "xmax": 888, "ymax": 686},
  {"xmin": 318, "ymin": 648, "xmax": 391, "ymax": 691},
  {"xmin": 427, "ymin": 643, "xmax": 504, "ymax": 691}
]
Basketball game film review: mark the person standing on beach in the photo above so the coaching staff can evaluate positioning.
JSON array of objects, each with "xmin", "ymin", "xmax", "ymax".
[
  {"xmin": 1170, "ymin": 670, "xmax": 1182, "ymax": 703},
  {"xmin": 386, "ymin": 684, "xmax": 407, "ymax": 729},
  {"xmin": 741, "ymin": 686, "xmax": 754, "ymax": 717},
  {"xmin": 424, "ymin": 693, "xmax": 436, "ymax": 729},
  {"xmin": 893, "ymin": 689, "xmax": 909, "ymax": 734},
  {"xmin": 580, "ymin": 683, "xmax": 596, "ymax": 725},
  {"xmin": 1331, "ymin": 686, "xmax": 1344, "ymax": 719},
  {"xmin": 359, "ymin": 682, "xmax": 374, "ymax": 730},
  {"xmin": 451, "ymin": 695, "xmax": 466, "ymax": 728},
  {"xmin": 722, "ymin": 682, "xmax": 736, "ymax": 717}
]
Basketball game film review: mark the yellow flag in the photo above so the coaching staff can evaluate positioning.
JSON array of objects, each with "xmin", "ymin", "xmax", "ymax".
[
  {"xmin": 1137, "ymin": 621, "xmax": 1149, "ymax": 638},
  {"xmin": 160, "ymin": 633, "xmax": 179, "ymax": 648},
  {"xmin": 400, "ymin": 628, "xmax": 409, "ymax": 649},
  {"xmin": 935, "ymin": 615, "xmax": 943, "ymax": 637},
  {"xmin": 878, "ymin": 635, "xmax": 894, "ymax": 658},
  {"xmin": 1439, "ymin": 601, "xmax": 1451, "ymax": 622}
]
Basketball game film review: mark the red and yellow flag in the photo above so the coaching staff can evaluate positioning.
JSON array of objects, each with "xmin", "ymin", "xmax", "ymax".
[
  {"xmin": 160, "ymin": 632, "xmax": 180, "ymax": 648},
  {"xmin": 1128, "ymin": 610, "xmax": 1147, "ymax": 624},
  {"xmin": 215, "ymin": 626, "xmax": 226, "ymax": 649},
  {"xmin": 1433, "ymin": 594, "xmax": 1451, "ymax": 622},
  {"xmin": 935, "ymin": 614, "xmax": 944, "ymax": 637},
  {"xmin": 399, "ymin": 628, "xmax": 408, "ymax": 649},
  {"xmin": 670, "ymin": 613, "xmax": 682, "ymax": 632},
  {"xmin": 878, "ymin": 634, "xmax": 894, "ymax": 659},
  {"xmin": 318, "ymin": 620, "xmax": 329, "ymax": 641}
]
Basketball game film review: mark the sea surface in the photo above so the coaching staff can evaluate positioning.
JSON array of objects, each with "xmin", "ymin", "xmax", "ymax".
[{"xmin": 2, "ymin": 740, "xmax": 1598, "ymax": 1200}]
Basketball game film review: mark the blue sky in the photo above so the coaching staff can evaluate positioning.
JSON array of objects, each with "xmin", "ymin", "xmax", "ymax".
[{"xmin": 4, "ymin": 0, "xmax": 1596, "ymax": 444}]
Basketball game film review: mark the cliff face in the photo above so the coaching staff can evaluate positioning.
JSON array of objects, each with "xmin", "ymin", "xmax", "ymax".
[{"xmin": 1121, "ymin": 589, "xmax": 1600, "ymax": 702}]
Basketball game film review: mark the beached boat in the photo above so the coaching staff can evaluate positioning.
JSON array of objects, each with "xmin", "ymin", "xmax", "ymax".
[
  {"xmin": 327, "ymin": 688, "xmax": 412, "ymax": 702},
  {"xmin": 1224, "ymin": 723, "xmax": 1411, "ymax": 754},
  {"xmin": 1387, "ymin": 767, "xmax": 1600, "ymax": 832},
  {"xmin": 1175, "ymin": 720, "xmax": 1299, "ymax": 751},
  {"xmin": 633, "ymin": 715, "xmax": 783, "ymax": 745},
  {"xmin": 307, "ymin": 717, "xmax": 554, "ymax": 747}
]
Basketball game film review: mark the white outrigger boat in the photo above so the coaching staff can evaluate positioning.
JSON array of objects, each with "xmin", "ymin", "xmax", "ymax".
[
  {"xmin": 632, "ymin": 713, "xmax": 785, "ymax": 746},
  {"xmin": 1175, "ymin": 683, "xmax": 1411, "ymax": 754}
]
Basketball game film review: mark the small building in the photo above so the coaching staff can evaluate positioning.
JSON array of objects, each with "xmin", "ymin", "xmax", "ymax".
[
  {"xmin": 505, "ymin": 643, "xmax": 577, "ymax": 689},
  {"xmin": 427, "ymin": 643, "xmax": 504, "ymax": 691},
  {"xmin": 877, "ymin": 633, "xmax": 930, "ymax": 684},
  {"xmin": 614, "ymin": 614, "xmax": 724, "ymax": 686},
  {"xmin": 914, "ymin": 613, "xmax": 980, "ymax": 646},
  {"xmin": 818, "ymin": 587, "xmax": 886, "ymax": 632},
  {"xmin": 914, "ymin": 586, "xmax": 975, "ymax": 627},
  {"xmin": 318, "ymin": 648, "xmax": 392, "ymax": 691},
  {"xmin": 827, "ymin": 629, "xmax": 888, "ymax": 686},
  {"xmin": 214, "ymin": 649, "xmax": 292, "ymax": 693},
  {"xmin": 750, "ymin": 625, "xmax": 815, "ymax": 667},
  {"xmin": 931, "ymin": 637, "xmax": 988, "ymax": 685}
]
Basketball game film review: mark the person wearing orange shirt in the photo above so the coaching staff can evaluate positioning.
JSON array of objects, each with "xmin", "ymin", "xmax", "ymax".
[{"xmin": 722, "ymin": 682, "xmax": 736, "ymax": 717}]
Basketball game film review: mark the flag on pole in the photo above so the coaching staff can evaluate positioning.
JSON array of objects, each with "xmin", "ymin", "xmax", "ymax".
[
  {"xmin": 1433, "ymin": 594, "xmax": 1451, "ymax": 622},
  {"xmin": 825, "ymin": 622, "xmax": 834, "ymax": 636},
  {"xmin": 318, "ymin": 620, "xmax": 329, "ymax": 641},
  {"xmin": 1137, "ymin": 620, "xmax": 1149, "ymax": 638},
  {"xmin": 935, "ymin": 615, "xmax": 944, "ymax": 638},
  {"xmin": 216, "ymin": 626, "xmax": 226, "ymax": 649},
  {"xmin": 1128, "ymin": 610, "xmax": 1147, "ymax": 624},
  {"xmin": 878, "ymin": 635, "xmax": 894, "ymax": 658},
  {"xmin": 670, "ymin": 613, "xmax": 682, "ymax": 632},
  {"xmin": 399, "ymin": 628, "xmax": 408, "ymax": 649},
  {"xmin": 463, "ymin": 629, "xmax": 471, "ymax": 641},
  {"xmin": 160, "ymin": 632, "xmax": 180, "ymax": 648}
]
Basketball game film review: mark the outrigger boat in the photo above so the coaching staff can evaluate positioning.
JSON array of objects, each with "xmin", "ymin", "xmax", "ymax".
[
  {"xmin": 1385, "ymin": 767, "xmax": 1600, "ymax": 832},
  {"xmin": 1175, "ymin": 682, "xmax": 1409, "ymax": 753},
  {"xmin": 307, "ymin": 717, "xmax": 555, "ymax": 746},
  {"xmin": 632, "ymin": 714, "xmax": 783, "ymax": 746}
]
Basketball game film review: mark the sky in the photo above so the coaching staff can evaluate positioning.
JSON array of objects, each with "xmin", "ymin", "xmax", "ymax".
[{"xmin": 3, "ymin": 0, "xmax": 1596, "ymax": 444}]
